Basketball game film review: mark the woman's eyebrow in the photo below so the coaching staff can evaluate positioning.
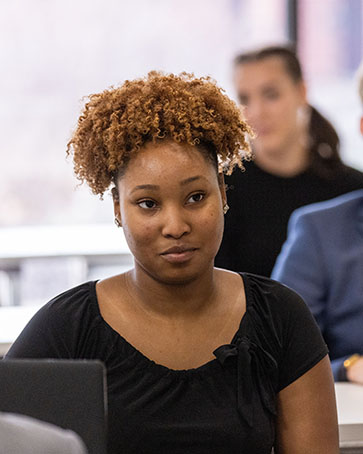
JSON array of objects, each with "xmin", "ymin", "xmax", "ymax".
[
  {"xmin": 131, "ymin": 184, "xmax": 159, "ymax": 194},
  {"xmin": 180, "ymin": 175, "xmax": 205, "ymax": 186},
  {"xmin": 131, "ymin": 176, "xmax": 206, "ymax": 193}
]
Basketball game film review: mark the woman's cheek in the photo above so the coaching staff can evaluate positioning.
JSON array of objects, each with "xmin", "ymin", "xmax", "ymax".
[
  {"xmin": 202, "ymin": 209, "xmax": 224, "ymax": 236},
  {"xmin": 129, "ymin": 223, "xmax": 156, "ymax": 246}
]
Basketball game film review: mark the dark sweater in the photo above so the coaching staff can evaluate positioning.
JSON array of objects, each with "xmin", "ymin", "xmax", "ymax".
[{"xmin": 215, "ymin": 161, "xmax": 363, "ymax": 276}]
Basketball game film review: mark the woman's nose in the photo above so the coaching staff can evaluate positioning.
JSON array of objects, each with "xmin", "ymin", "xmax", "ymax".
[
  {"xmin": 161, "ymin": 206, "xmax": 191, "ymax": 238},
  {"xmin": 246, "ymin": 98, "xmax": 265, "ymax": 123}
]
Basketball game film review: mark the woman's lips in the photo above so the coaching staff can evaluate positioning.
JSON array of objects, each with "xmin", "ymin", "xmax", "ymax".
[{"xmin": 160, "ymin": 248, "xmax": 197, "ymax": 264}]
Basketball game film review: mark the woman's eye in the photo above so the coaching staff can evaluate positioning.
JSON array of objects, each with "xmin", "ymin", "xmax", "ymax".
[
  {"xmin": 187, "ymin": 193, "xmax": 205, "ymax": 204},
  {"xmin": 264, "ymin": 90, "xmax": 279, "ymax": 100},
  {"xmin": 138, "ymin": 200, "xmax": 157, "ymax": 209},
  {"xmin": 238, "ymin": 95, "xmax": 248, "ymax": 106}
]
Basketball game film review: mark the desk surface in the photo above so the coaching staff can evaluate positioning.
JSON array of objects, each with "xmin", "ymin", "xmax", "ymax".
[
  {"xmin": 336, "ymin": 383, "xmax": 363, "ymax": 425},
  {"xmin": 336, "ymin": 383, "xmax": 363, "ymax": 451}
]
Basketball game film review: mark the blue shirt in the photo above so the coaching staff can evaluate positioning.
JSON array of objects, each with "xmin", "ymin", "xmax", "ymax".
[{"xmin": 272, "ymin": 190, "xmax": 363, "ymax": 380}]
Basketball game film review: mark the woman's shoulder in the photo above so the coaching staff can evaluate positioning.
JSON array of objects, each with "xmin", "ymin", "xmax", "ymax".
[
  {"xmin": 333, "ymin": 164, "xmax": 363, "ymax": 189},
  {"xmin": 242, "ymin": 272, "xmax": 303, "ymax": 303},
  {"xmin": 18, "ymin": 280, "xmax": 99, "ymax": 338},
  {"xmin": 43, "ymin": 281, "xmax": 98, "ymax": 316},
  {"xmin": 5, "ymin": 281, "xmax": 100, "ymax": 359},
  {"xmin": 341, "ymin": 164, "xmax": 363, "ymax": 179},
  {"xmin": 241, "ymin": 272, "xmax": 312, "ymax": 324},
  {"xmin": 241, "ymin": 272, "xmax": 328, "ymax": 390}
]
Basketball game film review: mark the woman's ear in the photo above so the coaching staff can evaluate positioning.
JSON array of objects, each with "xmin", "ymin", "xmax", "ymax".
[
  {"xmin": 112, "ymin": 187, "xmax": 122, "ymax": 227},
  {"xmin": 218, "ymin": 173, "xmax": 227, "ymax": 207},
  {"xmin": 300, "ymin": 81, "xmax": 308, "ymax": 104}
]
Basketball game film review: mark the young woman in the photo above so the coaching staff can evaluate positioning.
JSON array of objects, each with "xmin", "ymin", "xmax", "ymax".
[
  {"xmin": 215, "ymin": 46, "xmax": 363, "ymax": 277},
  {"xmin": 6, "ymin": 72, "xmax": 339, "ymax": 453}
]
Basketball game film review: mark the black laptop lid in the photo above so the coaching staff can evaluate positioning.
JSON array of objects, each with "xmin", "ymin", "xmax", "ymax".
[{"xmin": 0, "ymin": 359, "xmax": 107, "ymax": 454}]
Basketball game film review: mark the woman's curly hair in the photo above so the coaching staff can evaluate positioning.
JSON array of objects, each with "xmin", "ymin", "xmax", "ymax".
[{"xmin": 67, "ymin": 71, "xmax": 253, "ymax": 197}]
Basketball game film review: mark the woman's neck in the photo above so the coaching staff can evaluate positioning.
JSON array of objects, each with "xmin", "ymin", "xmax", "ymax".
[
  {"xmin": 254, "ymin": 141, "xmax": 310, "ymax": 177},
  {"xmin": 125, "ymin": 267, "xmax": 221, "ymax": 321}
]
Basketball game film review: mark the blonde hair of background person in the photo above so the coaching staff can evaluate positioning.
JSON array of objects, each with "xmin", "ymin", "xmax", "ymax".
[
  {"xmin": 6, "ymin": 71, "xmax": 338, "ymax": 454},
  {"xmin": 215, "ymin": 45, "xmax": 363, "ymax": 277}
]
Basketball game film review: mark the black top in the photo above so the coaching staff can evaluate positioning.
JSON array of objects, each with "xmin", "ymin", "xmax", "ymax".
[
  {"xmin": 215, "ymin": 161, "xmax": 363, "ymax": 276},
  {"xmin": 6, "ymin": 273, "xmax": 328, "ymax": 454}
]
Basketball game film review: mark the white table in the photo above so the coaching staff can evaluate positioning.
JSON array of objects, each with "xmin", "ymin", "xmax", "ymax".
[
  {"xmin": 336, "ymin": 383, "xmax": 363, "ymax": 452},
  {"xmin": 336, "ymin": 383, "xmax": 363, "ymax": 425}
]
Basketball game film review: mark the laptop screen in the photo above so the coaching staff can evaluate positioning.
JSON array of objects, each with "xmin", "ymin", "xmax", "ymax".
[{"xmin": 0, "ymin": 359, "xmax": 107, "ymax": 454}]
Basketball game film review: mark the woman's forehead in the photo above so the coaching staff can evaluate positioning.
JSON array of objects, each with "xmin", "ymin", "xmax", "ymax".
[
  {"xmin": 117, "ymin": 141, "xmax": 219, "ymax": 187},
  {"xmin": 235, "ymin": 57, "xmax": 293, "ymax": 86},
  {"xmin": 125, "ymin": 141, "xmax": 216, "ymax": 173}
]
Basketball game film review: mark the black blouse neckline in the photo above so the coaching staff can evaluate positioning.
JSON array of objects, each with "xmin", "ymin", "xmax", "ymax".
[{"xmin": 88, "ymin": 272, "xmax": 252, "ymax": 377}]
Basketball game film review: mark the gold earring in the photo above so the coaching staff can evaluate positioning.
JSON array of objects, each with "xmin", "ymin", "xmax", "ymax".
[
  {"xmin": 223, "ymin": 203, "xmax": 229, "ymax": 215},
  {"xmin": 114, "ymin": 217, "xmax": 121, "ymax": 228}
]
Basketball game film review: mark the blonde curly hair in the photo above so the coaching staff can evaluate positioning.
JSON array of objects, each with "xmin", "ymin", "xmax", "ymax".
[{"xmin": 67, "ymin": 71, "xmax": 253, "ymax": 197}]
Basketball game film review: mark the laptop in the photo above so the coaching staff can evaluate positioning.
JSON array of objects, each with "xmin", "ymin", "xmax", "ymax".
[{"xmin": 0, "ymin": 359, "xmax": 107, "ymax": 454}]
